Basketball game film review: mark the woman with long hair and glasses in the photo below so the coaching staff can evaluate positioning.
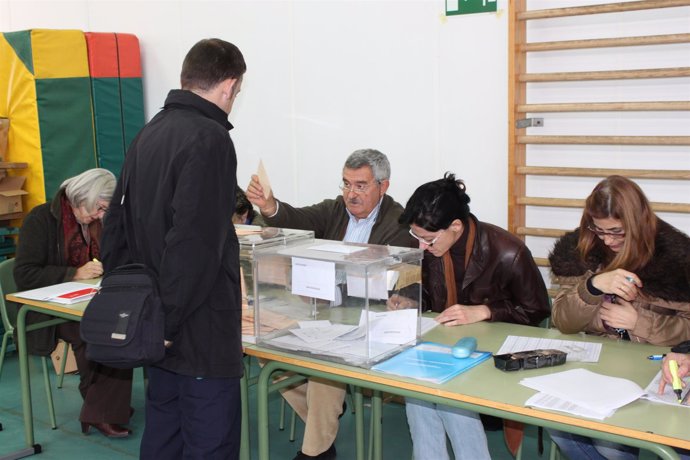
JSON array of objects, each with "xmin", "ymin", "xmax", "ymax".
[{"xmin": 548, "ymin": 175, "xmax": 690, "ymax": 459}]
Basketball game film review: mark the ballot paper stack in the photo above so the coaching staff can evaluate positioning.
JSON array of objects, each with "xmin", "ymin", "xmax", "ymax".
[
  {"xmin": 262, "ymin": 309, "xmax": 419, "ymax": 367},
  {"xmin": 520, "ymin": 368, "xmax": 646, "ymax": 419}
]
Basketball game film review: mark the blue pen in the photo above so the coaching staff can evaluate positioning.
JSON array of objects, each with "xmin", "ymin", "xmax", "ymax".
[{"xmin": 647, "ymin": 354, "xmax": 666, "ymax": 360}]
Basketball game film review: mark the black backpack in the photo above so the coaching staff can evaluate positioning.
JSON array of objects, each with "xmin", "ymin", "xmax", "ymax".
[
  {"xmin": 81, "ymin": 161, "xmax": 166, "ymax": 368},
  {"xmin": 80, "ymin": 263, "xmax": 165, "ymax": 368}
]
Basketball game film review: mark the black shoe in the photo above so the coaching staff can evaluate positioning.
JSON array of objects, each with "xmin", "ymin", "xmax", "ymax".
[{"xmin": 292, "ymin": 444, "xmax": 336, "ymax": 460}]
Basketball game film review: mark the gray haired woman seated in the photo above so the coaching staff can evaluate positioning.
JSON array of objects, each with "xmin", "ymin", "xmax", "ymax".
[{"xmin": 14, "ymin": 168, "xmax": 134, "ymax": 438}]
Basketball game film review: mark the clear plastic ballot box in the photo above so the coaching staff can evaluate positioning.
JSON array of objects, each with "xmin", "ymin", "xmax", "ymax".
[
  {"xmin": 237, "ymin": 225, "xmax": 314, "ymax": 343},
  {"xmin": 252, "ymin": 239, "xmax": 424, "ymax": 368}
]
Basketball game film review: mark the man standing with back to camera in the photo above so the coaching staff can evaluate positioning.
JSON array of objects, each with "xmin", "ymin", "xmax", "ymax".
[{"xmin": 101, "ymin": 38, "xmax": 246, "ymax": 459}]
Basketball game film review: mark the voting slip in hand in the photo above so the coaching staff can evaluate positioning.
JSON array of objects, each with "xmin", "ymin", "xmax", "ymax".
[{"xmin": 256, "ymin": 159, "xmax": 272, "ymax": 199}]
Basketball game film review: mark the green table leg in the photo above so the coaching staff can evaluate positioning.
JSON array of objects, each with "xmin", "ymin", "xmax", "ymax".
[
  {"xmin": 257, "ymin": 360, "xmax": 274, "ymax": 460},
  {"xmin": 15, "ymin": 305, "xmax": 71, "ymax": 455},
  {"xmin": 354, "ymin": 387, "xmax": 364, "ymax": 460},
  {"xmin": 240, "ymin": 358, "xmax": 250, "ymax": 460},
  {"xmin": 372, "ymin": 390, "xmax": 382, "ymax": 460},
  {"xmin": 16, "ymin": 306, "xmax": 35, "ymax": 449}
]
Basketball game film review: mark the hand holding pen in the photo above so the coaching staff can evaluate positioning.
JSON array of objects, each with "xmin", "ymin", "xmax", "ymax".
[
  {"xmin": 591, "ymin": 269, "xmax": 641, "ymax": 302},
  {"xmin": 657, "ymin": 353, "xmax": 690, "ymax": 399},
  {"xmin": 73, "ymin": 258, "xmax": 103, "ymax": 280},
  {"xmin": 669, "ymin": 360, "xmax": 684, "ymax": 403}
]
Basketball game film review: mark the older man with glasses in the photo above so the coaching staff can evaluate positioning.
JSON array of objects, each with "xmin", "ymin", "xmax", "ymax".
[{"xmin": 246, "ymin": 148, "xmax": 413, "ymax": 460}]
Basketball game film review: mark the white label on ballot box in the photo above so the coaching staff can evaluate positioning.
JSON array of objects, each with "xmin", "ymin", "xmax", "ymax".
[
  {"xmin": 291, "ymin": 257, "xmax": 336, "ymax": 301},
  {"xmin": 346, "ymin": 270, "xmax": 389, "ymax": 300}
]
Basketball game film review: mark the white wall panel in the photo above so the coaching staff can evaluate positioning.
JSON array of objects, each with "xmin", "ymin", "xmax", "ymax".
[
  {"xmin": 438, "ymin": 7, "xmax": 508, "ymax": 227},
  {"xmin": 3, "ymin": 0, "xmax": 511, "ymax": 224},
  {"xmin": 4, "ymin": 1, "xmax": 89, "ymax": 30},
  {"xmin": 3, "ymin": 0, "xmax": 687, "ymax": 244}
]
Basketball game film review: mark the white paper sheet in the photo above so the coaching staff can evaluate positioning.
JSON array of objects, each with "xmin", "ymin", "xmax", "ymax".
[
  {"xmin": 256, "ymin": 160, "xmax": 272, "ymax": 199},
  {"xmin": 264, "ymin": 332, "xmax": 400, "ymax": 365},
  {"xmin": 520, "ymin": 368, "xmax": 644, "ymax": 415},
  {"xmin": 641, "ymin": 370, "xmax": 690, "ymax": 407},
  {"xmin": 420, "ymin": 317, "xmax": 439, "ymax": 336},
  {"xmin": 297, "ymin": 320, "xmax": 332, "ymax": 328},
  {"xmin": 12, "ymin": 282, "xmax": 98, "ymax": 303},
  {"xmin": 346, "ymin": 271, "xmax": 389, "ymax": 300},
  {"xmin": 497, "ymin": 335, "xmax": 602, "ymax": 362},
  {"xmin": 525, "ymin": 392, "xmax": 614, "ymax": 420},
  {"xmin": 361, "ymin": 309, "xmax": 418, "ymax": 345},
  {"xmin": 289, "ymin": 324, "xmax": 357, "ymax": 343},
  {"xmin": 386, "ymin": 271, "xmax": 400, "ymax": 290},
  {"xmin": 290, "ymin": 257, "xmax": 336, "ymax": 301}
]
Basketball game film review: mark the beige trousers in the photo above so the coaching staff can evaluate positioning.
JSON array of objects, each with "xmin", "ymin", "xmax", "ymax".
[{"xmin": 281, "ymin": 377, "xmax": 346, "ymax": 456}]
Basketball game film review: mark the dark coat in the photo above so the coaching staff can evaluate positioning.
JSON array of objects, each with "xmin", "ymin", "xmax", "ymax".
[
  {"xmin": 264, "ymin": 194, "xmax": 413, "ymax": 247},
  {"xmin": 423, "ymin": 214, "xmax": 550, "ymax": 327},
  {"xmin": 101, "ymin": 90, "xmax": 243, "ymax": 379},
  {"xmin": 549, "ymin": 219, "xmax": 690, "ymax": 345},
  {"xmin": 13, "ymin": 191, "xmax": 81, "ymax": 355}
]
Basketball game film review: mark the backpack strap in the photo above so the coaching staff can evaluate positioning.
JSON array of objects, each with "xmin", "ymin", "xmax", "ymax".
[{"xmin": 119, "ymin": 163, "xmax": 142, "ymax": 265}]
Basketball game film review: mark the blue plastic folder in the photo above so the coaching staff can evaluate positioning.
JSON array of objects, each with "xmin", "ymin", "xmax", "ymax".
[{"xmin": 372, "ymin": 342, "xmax": 492, "ymax": 384}]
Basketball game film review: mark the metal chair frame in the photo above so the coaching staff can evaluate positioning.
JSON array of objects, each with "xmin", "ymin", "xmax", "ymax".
[{"xmin": 0, "ymin": 258, "xmax": 60, "ymax": 429}]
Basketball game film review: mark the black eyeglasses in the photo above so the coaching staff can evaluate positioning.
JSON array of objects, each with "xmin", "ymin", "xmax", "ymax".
[{"xmin": 586, "ymin": 224, "xmax": 625, "ymax": 240}]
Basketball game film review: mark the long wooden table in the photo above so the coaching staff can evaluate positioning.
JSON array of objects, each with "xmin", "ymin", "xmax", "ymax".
[
  {"xmin": 9, "ymin": 290, "xmax": 689, "ymax": 460},
  {"xmin": 246, "ymin": 321, "xmax": 690, "ymax": 460}
]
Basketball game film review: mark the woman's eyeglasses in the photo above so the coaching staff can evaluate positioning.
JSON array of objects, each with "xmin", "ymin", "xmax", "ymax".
[
  {"xmin": 409, "ymin": 228, "xmax": 443, "ymax": 247},
  {"xmin": 587, "ymin": 224, "xmax": 626, "ymax": 239}
]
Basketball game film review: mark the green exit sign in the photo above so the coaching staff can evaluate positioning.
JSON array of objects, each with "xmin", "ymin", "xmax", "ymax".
[{"xmin": 446, "ymin": 0, "xmax": 497, "ymax": 16}]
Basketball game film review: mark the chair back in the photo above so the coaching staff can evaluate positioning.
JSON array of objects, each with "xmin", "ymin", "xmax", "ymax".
[
  {"xmin": 539, "ymin": 296, "xmax": 553, "ymax": 329},
  {"xmin": 0, "ymin": 258, "xmax": 19, "ymax": 333}
]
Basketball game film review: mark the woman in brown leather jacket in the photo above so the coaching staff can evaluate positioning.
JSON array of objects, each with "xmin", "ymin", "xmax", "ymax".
[
  {"xmin": 548, "ymin": 175, "xmax": 690, "ymax": 460},
  {"xmin": 392, "ymin": 173, "xmax": 550, "ymax": 460}
]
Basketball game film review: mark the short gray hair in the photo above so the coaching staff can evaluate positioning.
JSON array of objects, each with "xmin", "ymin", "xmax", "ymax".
[
  {"xmin": 62, "ymin": 168, "xmax": 116, "ymax": 211},
  {"xmin": 343, "ymin": 149, "xmax": 391, "ymax": 182}
]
